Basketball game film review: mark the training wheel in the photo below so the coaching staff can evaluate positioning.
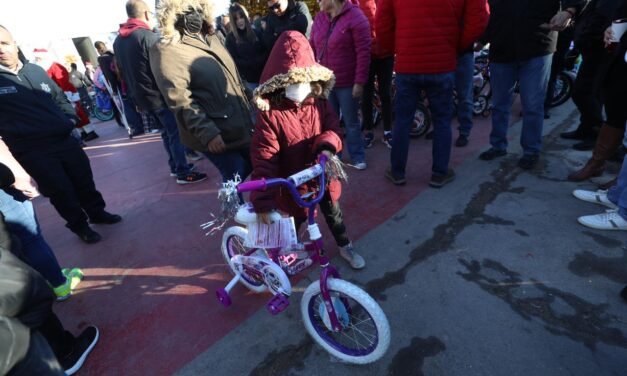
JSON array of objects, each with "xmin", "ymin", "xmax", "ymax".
[{"xmin": 216, "ymin": 288, "xmax": 232, "ymax": 307}]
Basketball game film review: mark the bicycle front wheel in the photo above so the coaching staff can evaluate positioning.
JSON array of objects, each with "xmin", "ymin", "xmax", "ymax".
[{"xmin": 301, "ymin": 279, "xmax": 390, "ymax": 364}]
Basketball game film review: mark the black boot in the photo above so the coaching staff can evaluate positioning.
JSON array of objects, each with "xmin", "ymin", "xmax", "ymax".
[
  {"xmin": 89, "ymin": 211, "xmax": 122, "ymax": 224},
  {"xmin": 72, "ymin": 225, "xmax": 102, "ymax": 244}
]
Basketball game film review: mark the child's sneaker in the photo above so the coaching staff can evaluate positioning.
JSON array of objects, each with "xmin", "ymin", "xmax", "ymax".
[
  {"xmin": 54, "ymin": 268, "xmax": 84, "ymax": 301},
  {"xmin": 339, "ymin": 243, "xmax": 365, "ymax": 269},
  {"xmin": 382, "ymin": 131, "xmax": 392, "ymax": 149},
  {"xmin": 364, "ymin": 132, "xmax": 375, "ymax": 149}
]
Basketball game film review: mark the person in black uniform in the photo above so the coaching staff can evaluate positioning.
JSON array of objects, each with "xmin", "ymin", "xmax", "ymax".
[{"xmin": 0, "ymin": 25, "xmax": 120, "ymax": 244}]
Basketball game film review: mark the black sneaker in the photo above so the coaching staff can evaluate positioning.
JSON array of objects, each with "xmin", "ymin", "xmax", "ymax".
[
  {"xmin": 479, "ymin": 147, "xmax": 507, "ymax": 161},
  {"xmin": 176, "ymin": 172, "xmax": 208, "ymax": 185},
  {"xmin": 560, "ymin": 128, "xmax": 587, "ymax": 140},
  {"xmin": 364, "ymin": 132, "xmax": 375, "ymax": 149},
  {"xmin": 573, "ymin": 138, "xmax": 595, "ymax": 151},
  {"xmin": 385, "ymin": 168, "xmax": 406, "ymax": 186},
  {"xmin": 90, "ymin": 211, "xmax": 122, "ymax": 224},
  {"xmin": 83, "ymin": 132, "xmax": 99, "ymax": 141},
  {"xmin": 455, "ymin": 135, "xmax": 469, "ymax": 147},
  {"xmin": 517, "ymin": 154, "xmax": 539, "ymax": 170},
  {"xmin": 60, "ymin": 326, "xmax": 99, "ymax": 376},
  {"xmin": 73, "ymin": 226, "xmax": 102, "ymax": 244},
  {"xmin": 429, "ymin": 169, "xmax": 455, "ymax": 188}
]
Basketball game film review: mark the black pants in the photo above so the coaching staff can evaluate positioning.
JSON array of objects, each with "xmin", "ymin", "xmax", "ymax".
[
  {"xmin": 603, "ymin": 55, "xmax": 627, "ymax": 131},
  {"xmin": 16, "ymin": 137, "xmax": 106, "ymax": 231},
  {"xmin": 76, "ymin": 86, "xmax": 93, "ymax": 115},
  {"xmin": 572, "ymin": 47, "xmax": 606, "ymax": 134},
  {"xmin": 295, "ymin": 193, "xmax": 350, "ymax": 248},
  {"xmin": 362, "ymin": 56, "xmax": 394, "ymax": 132}
]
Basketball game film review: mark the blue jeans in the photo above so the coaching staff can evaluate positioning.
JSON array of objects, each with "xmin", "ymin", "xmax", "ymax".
[
  {"xmin": 490, "ymin": 54, "xmax": 552, "ymax": 155},
  {"xmin": 151, "ymin": 108, "xmax": 193, "ymax": 177},
  {"xmin": 0, "ymin": 188, "xmax": 65, "ymax": 287},
  {"xmin": 607, "ymin": 157, "xmax": 627, "ymax": 221},
  {"xmin": 329, "ymin": 87, "xmax": 365, "ymax": 164},
  {"xmin": 122, "ymin": 97, "xmax": 144, "ymax": 134},
  {"xmin": 392, "ymin": 72, "xmax": 455, "ymax": 178},
  {"xmin": 203, "ymin": 148, "xmax": 252, "ymax": 183},
  {"xmin": 456, "ymin": 52, "xmax": 475, "ymax": 136}
]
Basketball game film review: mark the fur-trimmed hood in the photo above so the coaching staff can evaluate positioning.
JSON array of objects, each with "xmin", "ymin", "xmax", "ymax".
[
  {"xmin": 156, "ymin": 0, "xmax": 215, "ymax": 43},
  {"xmin": 253, "ymin": 31, "xmax": 335, "ymax": 105}
]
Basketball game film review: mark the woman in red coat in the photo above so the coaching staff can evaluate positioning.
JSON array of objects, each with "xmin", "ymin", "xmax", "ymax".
[{"xmin": 250, "ymin": 31, "xmax": 365, "ymax": 269}]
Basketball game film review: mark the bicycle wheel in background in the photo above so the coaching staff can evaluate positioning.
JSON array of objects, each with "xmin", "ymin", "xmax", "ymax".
[
  {"xmin": 94, "ymin": 107, "xmax": 115, "ymax": 122},
  {"xmin": 549, "ymin": 71, "xmax": 573, "ymax": 108},
  {"xmin": 301, "ymin": 278, "xmax": 390, "ymax": 364},
  {"xmin": 221, "ymin": 226, "xmax": 267, "ymax": 293},
  {"xmin": 409, "ymin": 102, "xmax": 431, "ymax": 138}
]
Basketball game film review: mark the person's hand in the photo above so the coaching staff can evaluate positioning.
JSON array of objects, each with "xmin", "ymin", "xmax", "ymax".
[
  {"xmin": 258, "ymin": 212, "xmax": 274, "ymax": 225},
  {"xmin": 604, "ymin": 26, "xmax": 615, "ymax": 47},
  {"xmin": 352, "ymin": 84, "xmax": 364, "ymax": 100},
  {"xmin": 207, "ymin": 134, "xmax": 226, "ymax": 154},
  {"xmin": 546, "ymin": 10, "xmax": 573, "ymax": 31},
  {"xmin": 13, "ymin": 177, "xmax": 39, "ymax": 199},
  {"xmin": 319, "ymin": 150, "xmax": 333, "ymax": 161}
]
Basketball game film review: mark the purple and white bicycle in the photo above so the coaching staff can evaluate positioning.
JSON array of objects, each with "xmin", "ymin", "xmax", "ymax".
[{"xmin": 216, "ymin": 155, "xmax": 390, "ymax": 364}]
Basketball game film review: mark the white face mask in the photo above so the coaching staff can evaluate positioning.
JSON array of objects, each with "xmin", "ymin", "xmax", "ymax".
[{"xmin": 285, "ymin": 82, "xmax": 311, "ymax": 103}]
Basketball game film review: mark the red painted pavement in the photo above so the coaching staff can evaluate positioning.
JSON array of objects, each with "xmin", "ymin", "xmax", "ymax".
[{"xmin": 38, "ymin": 108, "xmax": 520, "ymax": 375}]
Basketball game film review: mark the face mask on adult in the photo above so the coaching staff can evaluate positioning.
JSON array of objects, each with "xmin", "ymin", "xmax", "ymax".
[
  {"xmin": 178, "ymin": 9, "xmax": 204, "ymax": 35},
  {"xmin": 285, "ymin": 82, "xmax": 311, "ymax": 103}
]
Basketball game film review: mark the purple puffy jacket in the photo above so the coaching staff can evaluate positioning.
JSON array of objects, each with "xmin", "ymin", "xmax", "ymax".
[{"xmin": 310, "ymin": 1, "xmax": 371, "ymax": 88}]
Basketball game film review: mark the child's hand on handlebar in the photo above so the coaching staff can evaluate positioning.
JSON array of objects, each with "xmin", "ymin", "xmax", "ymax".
[
  {"xmin": 319, "ymin": 150, "xmax": 333, "ymax": 160},
  {"xmin": 258, "ymin": 212, "xmax": 275, "ymax": 225}
]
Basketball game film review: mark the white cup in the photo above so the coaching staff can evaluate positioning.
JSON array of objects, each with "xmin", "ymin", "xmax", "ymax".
[{"xmin": 611, "ymin": 18, "xmax": 627, "ymax": 42}]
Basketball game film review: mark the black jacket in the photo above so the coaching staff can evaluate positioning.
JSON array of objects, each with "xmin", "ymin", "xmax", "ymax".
[
  {"xmin": 113, "ymin": 27, "xmax": 165, "ymax": 111},
  {"xmin": 574, "ymin": 0, "xmax": 621, "ymax": 51},
  {"xmin": 0, "ymin": 63, "xmax": 78, "ymax": 154},
  {"xmin": 97, "ymin": 51, "xmax": 121, "ymax": 94},
  {"xmin": 225, "ymin": 28, "xmax": 268, "ymax": 84},
  {"xmin": 262, "ymin": 1, "xmax": 312, "ymax": 50},
  {"xmin": 483, "ymin": 0, "xmax": 588, "ymax": 63}
]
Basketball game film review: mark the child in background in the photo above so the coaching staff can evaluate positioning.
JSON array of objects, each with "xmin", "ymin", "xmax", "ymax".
[{"xmin": 250, "ymin": 31, "xmax": 365, "ymax": 270}]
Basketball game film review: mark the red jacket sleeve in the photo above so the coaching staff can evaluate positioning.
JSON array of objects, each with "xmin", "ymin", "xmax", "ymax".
[
  {"xmin": 351, "ymin": 8, "xmax": 372, "ymax": 85},
  {"xmin": 312, "ymin": 100, "xmax": 343, "ymax": 154},
  {"xmin": 459, "ymin": 0, "xmax": 490, "ymax": 52},
  {"xmin": 374, "ymin": 0, "xmax": 395, "ymax": 57},
  {"xmin": 249, "ymin": 111, "xmax": 281, "ymax": 214}
]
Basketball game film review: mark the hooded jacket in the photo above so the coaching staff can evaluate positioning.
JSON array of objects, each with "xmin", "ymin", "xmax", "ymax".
[
  {"xmin": 310, "ymin": 1, "xmax": 372, "ymax": 88},
  {"xmin": 250, "ymin": 31, "xmax": 343, "ymax": 218},
  {"xmin": 225, "ymin": 28, "xmax": 268, "ymax": 84},
  {"xmin": 376, "ymin": 0, "xmax": 490, "ymax": 74},
  {"xmin": 150, "ymin": 33, "xmax": 254, "ymax": 152},
  {"xmin": 113, "ymin": 19, "xmax": 165, "ymax": 111},
  {"xmin": 0, "ymin": 63, "xmax": 78, "ymax": 154}
]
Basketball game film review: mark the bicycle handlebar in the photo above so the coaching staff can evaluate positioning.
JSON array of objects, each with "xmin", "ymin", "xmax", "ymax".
[{"xmin": 237, "ymin": 155, "xmax": 328, "ymax": 210}]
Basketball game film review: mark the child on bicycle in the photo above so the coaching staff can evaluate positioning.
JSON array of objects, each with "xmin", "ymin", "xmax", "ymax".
[{"xmin": 249, "ymin": 31, "xmax": 365, "ymax": 270}]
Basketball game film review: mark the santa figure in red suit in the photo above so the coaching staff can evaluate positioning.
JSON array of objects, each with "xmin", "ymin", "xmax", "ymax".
[{"xmin": 32, "ymin": 48, "xmax": 99, "ymax": 142}]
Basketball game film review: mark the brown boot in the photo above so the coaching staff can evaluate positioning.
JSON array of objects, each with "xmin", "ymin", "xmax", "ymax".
[
  {"xmin": 568, "ymin": 125, "xmax": 624, "ymax": 182},
  {"xmin": 598, "ymin": 178, "xmax": 617, "ymax": 190}
]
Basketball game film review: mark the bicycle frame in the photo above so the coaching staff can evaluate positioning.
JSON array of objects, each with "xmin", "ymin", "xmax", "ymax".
[{"xmin": 236, "ymin": 155, "xmax": 345, "ymax": 331}]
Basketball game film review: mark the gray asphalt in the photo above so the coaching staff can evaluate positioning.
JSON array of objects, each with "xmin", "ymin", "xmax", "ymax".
[{"xmin": 176, "ymin": 102, "xmax": 627, "ymax": 376}]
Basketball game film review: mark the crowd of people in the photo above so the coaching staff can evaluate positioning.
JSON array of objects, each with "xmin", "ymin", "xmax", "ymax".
[{"xmin": 1, "ymin": 0, "xmax": 626, "ymax": 374}]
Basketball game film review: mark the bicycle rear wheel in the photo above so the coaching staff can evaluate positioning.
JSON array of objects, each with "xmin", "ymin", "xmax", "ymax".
[{"xmin": 301, "ymin": 279, "xmax": 390, "ymax": 364}]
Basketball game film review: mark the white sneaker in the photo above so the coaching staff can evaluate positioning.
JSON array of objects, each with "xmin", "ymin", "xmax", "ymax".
[
  {"xmin": 572, "ymin": 189, "xmax": 618, "ymax": 210},
  {"xmin": 339, "ymin": 243, "xmax": 366, "ymax": 269},
  {"xmin": 353, "ymin": 162, "xmax": 367, "ymax": 170},
  {"xmin": 578, "ymin": 210, "xmax": 627, "ymax": 231}
]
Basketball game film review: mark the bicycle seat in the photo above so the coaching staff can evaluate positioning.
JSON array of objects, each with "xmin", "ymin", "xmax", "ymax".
[{"xmin": 235, "ymin": 203, "xmax": 282, "ymax": 225}]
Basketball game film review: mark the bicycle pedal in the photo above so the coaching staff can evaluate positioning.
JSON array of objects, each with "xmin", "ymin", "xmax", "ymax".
[{"xmin": 266, "ymin": 294, "xmax": 290, "ymax": 315}]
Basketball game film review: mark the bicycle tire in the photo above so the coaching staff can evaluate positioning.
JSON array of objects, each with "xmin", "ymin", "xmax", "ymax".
[
  {"xmin": 549, "ymin": 72, "xmax": 573, "ymax": 108},
  {"xmin": 409, "ymin": 103, "xmax": 431, "ymax": 138},
  {"xmin": 94, "ymin": 107, "xmax": 115, "ymax": 122},
  {"xmin": 301, "ymin": 278, "xmax": 390, "ymax": 364},
  {"xmin": 221, "ymin": 226, "xmax": 267, "ymax": 293}
]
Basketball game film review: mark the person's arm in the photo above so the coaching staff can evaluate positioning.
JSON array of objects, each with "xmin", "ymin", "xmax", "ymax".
[
  {"xmin": 374, "ymin": 0, "xmax": 396, "ymax": 56},
  {"xmin": 149, "ymin": 44, "xmax": 222, "ymax": 151},
  {"xmin": 351, "ymin": 10, "xmax": 372, "ymax": 94},
  {"xmin": 459, "ymin": 0, "xmax": 490, "ymax": 51},
  {"xmin": 0, "ymin": 142, "xmax": 39, "ymax": 198},
  {"xmin": 249, "ymin": 112, "xmax": 281, "ymax": 214},
  {"xmin": 290, "ymin": 2, "xmax": 312, "ymax": 36}
]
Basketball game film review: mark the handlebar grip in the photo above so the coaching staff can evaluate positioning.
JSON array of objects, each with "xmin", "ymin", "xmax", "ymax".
[
  {"xmin": 287, "ymin": 164, "xmax": 324, "ymax": 186},
  {"xmin": 237, "ymin": 179, "xmax": 267, "ymax": 193}
]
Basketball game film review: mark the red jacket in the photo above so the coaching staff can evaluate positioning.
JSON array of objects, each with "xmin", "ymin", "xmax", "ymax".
[
  {"xmin": 375, "ymin": 0, "xmax": 490, "ymax": 74},
  {"xmin": 359, "ymin": 0, "xmax": 391, "ymax": 59},
  {"xmin": 310, "ymin": 1, "xmax": 372, "ymax": 87},
  {"xmin": 251, "ymin": 31, "xmax": 343, "ymax": 219}
]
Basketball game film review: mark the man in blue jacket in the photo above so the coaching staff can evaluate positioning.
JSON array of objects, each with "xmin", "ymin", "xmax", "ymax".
[{"xmin": 0, "ymin": 25, "xmax": 120, "ymax": 243}]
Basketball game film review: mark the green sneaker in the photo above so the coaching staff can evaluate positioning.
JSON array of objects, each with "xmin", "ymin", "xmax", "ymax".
[{"xmin": 53, "ymin": 268, "xmax": 85, "ymax": 301}]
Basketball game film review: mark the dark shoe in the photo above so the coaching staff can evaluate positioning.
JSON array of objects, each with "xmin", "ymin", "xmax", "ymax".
[
  {"xmin": 573, "ymin": 138, "xmax": 596, "ymax": 151},
  {"xmin": 129, "ymin": 129, "xmax": 145, "ymax": 138},
  {"xmin": 83, "ymin": 132, "xmax": 99, "ymax": 142},
  {"xmin": 73, "ymin": 226, "xmax": 102, "ymax": 244},
  {"xmin": 517, "ymin": 154, "xmax": 539, "ymax": 170},
  {"xmin": 176, "ymin": 172, "xmax": 208, "ymax": 185},
  {"xmin": 364, "ymin": 132, "xmax": 375, "ymax": 149},
  {"xmin": 568, "ymin": 124, "xmax": 624, "ymax": 181},
  {"xmin": 621, "ymin": 286, "xmax": 627, "ymax": 303},
  {"xmin": 60, "ymin": 326, "xmax": 99, "ymax": 376},
  {"xmin": 560, "ymin": 127, "xmax": 588, "ymax": 140},
  {"xmin": 479, "ymin": 147, "xmax": 507, "ymax": 161},
  {"xmin": 598, "ymin": 178, "xmax": 617, "ymax": 191},
  {"xmin": 385, "ymin": 168, "xmax": 406, "ymax": 186},
  {"xmin": 90, "ymin": 211, "xmax": 122, "ymax": 224},
  {"xmin": 455, "ymin": 135, "xmax": 469, "ymax": 147},
  {"xmin": 429, "ymin": 169, "xmax": 455, "ymax": 188}
]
